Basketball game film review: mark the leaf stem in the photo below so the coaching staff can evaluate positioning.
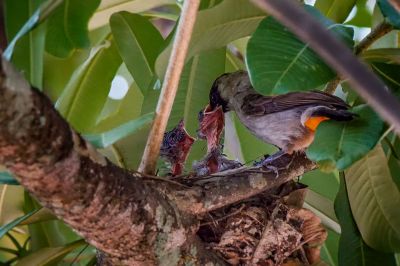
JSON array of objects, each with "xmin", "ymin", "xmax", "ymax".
[
  {"xmin": 324, "ymin": 21, "xmax": 393, "ymax": 94},
  {"xmin": 138, "ymin": 0, "xmax": 201, "ymax": 174}
]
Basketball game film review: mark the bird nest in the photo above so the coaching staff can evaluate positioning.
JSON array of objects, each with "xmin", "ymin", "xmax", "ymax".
[{"xmin": 157, "ymin": 105, "xmax": 327, "ymax": 265}]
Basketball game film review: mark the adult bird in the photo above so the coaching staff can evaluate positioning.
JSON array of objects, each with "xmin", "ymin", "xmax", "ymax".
[{"xmin": 209, "ymin": 70, "xmax": 355, "ymax": 165}]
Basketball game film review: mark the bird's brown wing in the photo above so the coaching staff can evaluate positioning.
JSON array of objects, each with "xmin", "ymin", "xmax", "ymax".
[{"xmin": 241, "ymin": 91, "xmax": 349, "ymax": 116}]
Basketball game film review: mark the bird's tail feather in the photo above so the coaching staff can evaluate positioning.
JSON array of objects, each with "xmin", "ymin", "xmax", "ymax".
[{"xmin": 311, "ymin": 107, "xmax": 356, "ymax": 121}]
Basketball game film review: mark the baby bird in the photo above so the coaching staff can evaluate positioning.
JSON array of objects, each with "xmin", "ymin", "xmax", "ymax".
[{"xmin": 160, "ymin": 120, "xmax": 195, "ymax": 176}]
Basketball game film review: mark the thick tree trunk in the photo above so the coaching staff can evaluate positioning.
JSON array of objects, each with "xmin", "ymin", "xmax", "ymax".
[{"xmin": 0, "ymin": 57, "xmax": 315, "ymax": 265}]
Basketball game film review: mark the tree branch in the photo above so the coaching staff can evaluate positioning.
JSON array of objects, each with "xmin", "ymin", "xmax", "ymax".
[
  {"xmin": 168, "ymin": 153, "xmax": 315, "ymax": 215},
  {"xmin": 139, "ymin": 0, "xmax": 200, "ymax": 175},
  {"xmin": 324, "ymin": 21, "xmax": 393, "ymax": 94},
  {"xmin": 249, "ymin": 0, "xmax": 400, "ymax": 134},
  {"xmin": 0, "ymin": 58, "xmax": 215, "ymax": 265}
]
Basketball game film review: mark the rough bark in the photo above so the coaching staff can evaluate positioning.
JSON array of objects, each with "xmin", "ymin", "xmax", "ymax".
[
  {"xmin": 0, "ymin": 58, "xmax": 198, "ymax": 265},
  {"xmin": 0, "ymin": 56, "xmax": 316, "ymax": 264}
]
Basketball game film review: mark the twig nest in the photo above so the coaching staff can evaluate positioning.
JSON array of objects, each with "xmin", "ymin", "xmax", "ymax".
[{"xmin": 198, "ymin": 183, "xmax": 327, "ymax": 266}]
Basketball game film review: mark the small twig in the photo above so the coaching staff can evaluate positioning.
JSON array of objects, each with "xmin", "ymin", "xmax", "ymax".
[
  {"xmin": 251, "ymin": 204, "xmax": 281, "ymax": 264},
  {"xmin": 200, "ymin": 204, "xmax": 246, "ymax": 226},
  {"xmin": 324, "ymin": 21, "xmax": 393, "ymax": 94},
  {"xmin": 139, "ymin": 0, "xmax": 201, "ymax": 175},
  {"xmin": 131, "ymin": 170, "xmax": 191, "ymax": 188},
  {"xmin": 354, "ymin": 21, "xmax": 393, "ymax": 56}
]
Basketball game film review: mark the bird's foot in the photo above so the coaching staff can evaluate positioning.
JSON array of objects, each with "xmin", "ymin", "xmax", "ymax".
[{"xmin": 253, "ymin": 151, "xmax": 293, "ymax": 179}]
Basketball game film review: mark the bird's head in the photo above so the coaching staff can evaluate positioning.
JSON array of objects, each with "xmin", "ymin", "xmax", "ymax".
[
  {"xmin": 209, "ymin": 73, "xmax": 231, "ymax": 112},
  {"xmin": 209, "ymin": 71, "xmax": 249, "ymax": 112}
]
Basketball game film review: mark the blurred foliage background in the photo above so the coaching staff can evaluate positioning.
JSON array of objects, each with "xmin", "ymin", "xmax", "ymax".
[{"xmin": 0, "ymin": 0, "xmax": 400, "ymax": 265}]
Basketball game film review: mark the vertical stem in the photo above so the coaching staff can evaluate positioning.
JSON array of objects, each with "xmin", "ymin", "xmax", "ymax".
[{"xmin": 139, "ymin": 0, "xmax": 200, "ymax": 174}]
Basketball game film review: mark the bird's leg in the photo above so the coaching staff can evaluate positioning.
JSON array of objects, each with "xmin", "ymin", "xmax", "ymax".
[
  {"xmin": 253, "ymin": 150, "xmax": 291, "ymax": 179},
  {"xmin": 254, "ymin": 150, "xmax": 286, "ymax": 166}
]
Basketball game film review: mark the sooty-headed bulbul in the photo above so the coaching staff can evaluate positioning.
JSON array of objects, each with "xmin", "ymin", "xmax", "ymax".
[{"xmin": 209, "ymin": 70, "xmax": 355, "ymax": 164}]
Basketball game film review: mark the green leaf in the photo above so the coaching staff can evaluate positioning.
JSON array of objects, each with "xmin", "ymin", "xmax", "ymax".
[
  {"xmin": 20, "ymin": 208, "xmax": 56, "ymax": 225},
  {"xmin": 0, "ymin": 172, "xmax": 18, "ymax": 185},
  {"xmin": 301, "ymin": 170, "xmax": 339, "ymax": 201},
  {"xmin": 320, "ymin": 229, "xmax": 339, "ymax": 266},
  {"xmin": 155, "ymin": 0, "xmax": 265, "ymax": 78},
  {"xmin": 377, "ymin": 0, "xmax": 400, "ymax": 29},
  {"xmin": 15, "ymin": 239, "xmax": 86, "ymax": 266},
  {"xmin": 307, "ymin": 105, "xmax": 383, "ymax": 171},
  {"xmin": 246, "ymin": 5, "xmax": 354, "ymax": 95},
  {"xmin": 110, "ymin": 12, "xmax": 164, "ymax": 92},
  {"xmin": 0, "ymin": 185, "xmax": 25, "ymax": 225},
  {"xmin": 344, "ymin": 145, "xmax": 400, "ymax": 252},
  {"xmin": 4, "ymin": 0, "xmax": 47, "ymax": 88},
  {"xmin": 315, "ymin": 0, "xmax": 357, "ymax": 23},
  {"xmin": 335, "ymin": 172, "xmax": 398, "ymax": 264},
  {"xmin": 55, "ymin": 35, "xmax": 122, "ymax": 132},
  {"xmin": 89, "ymin": 0, "xmax": 175, "ymax": 30},
  {"xmin": 0, "ymin": 209, "xmax": 39, "ymax": 240},
  {"xmin": 109, "ymin": 83, "xmax": 161, "ymax": 169},
  {"xmin": 383, "ymin": 134, "xmax": 400, "ymax": 190},
  {"xmin": 43, "ymin": 50, "xmax": 90, "ymax": 101},
  {"xmin": 305, "ymin": 190, "xmax": 338, "ymax": 223},
  {"xmin": 45, "ymin": 0, "xmax": 101, "ymax": 58},
  {"xmin": 362, "ymin": 48, "xmax": 400, "ymax": 64},
  {"xmin": 84, "ymin": 112, "xmax": 154, "ymax": 148},
  {"xmin": 346, "ymin": 0, "xmax": 373, "ymax": 27},
  {"xmin": 94, "ymin": 81, "xmax": 144, "ymax": 132},
  {"xmin": 369, "ymin": 62, "xmax": 400, "ymax": 94}
]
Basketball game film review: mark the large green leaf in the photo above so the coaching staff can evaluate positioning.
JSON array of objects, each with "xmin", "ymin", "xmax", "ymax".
[
  {"xmin": 346, "ymin": 0, "xmax": 373, "ymax": 27},
  {"xmin": 24, "ymin": 194, "xmax": 65, "ymax": 251},
  {"xmin": 155, "ymin": 0, "xmax": 265, "ymax": 78},
  {"xmin": 45, "ymin": 0, "xmax": 100, "ymax": 58},
  {"xmin": 110, "ymin": 84, "xmax": 161, "ymax": 169},
  {"xmin": 345, "ymin": 145, "xmax": 400, "ymax": 252},
  {"xmin": 55, "ymin": 34, "xmax": 122, "ymax": 132},
  {"xmin": 377, "ymin": 0, "xmax": 400, "ymax": 29},
  {"xmin": 89, "ymin": 0, "xmax": 176, "ymax": 30},
  {"xmin": 301, "ymin": 170, "xmax": 339, "ymax": 201},
  {"xmin": 383, "ymin": 134, "xmax": 400, "ymax": 190},
  {"xmin": 246, "ymin": 5, "xmax": 354, "ymax": 95},
  {"xmin": 84, "ymin": 112, "xmax": 154, "ymax": 148},
  {"xmin": 15, "ymin": 239, "xmax": 86, "ymax": 266},
  {"xmin": 369, "ymin": 62, "xmax": 400, "ymax": 94},
  {"xmin": 315, "ymin": 0, "xmax": 357, "ymax": 23},
  {"xmin": 4, "ymin": 0, "xmax": 47, "ymax": 88},
  {"xmin": 362, "ymin": 48, "xmax": 400, "ymax": 64},
  {"xmin": 336, "ymin": 172, "xmax": 397, "ymax": 264},
  {"xmin": 94, "ymin": 81, "xmax": 144, "ymax": 132},
  {"xmin": 110, "ymin": 12, "xmax": 164, "ymax": 92},
  {"xmin": 307, "ymin": 105, "xmax": 383, "ymax": 171},
  {"xmin": 0, "ymin": 185, "xmax": 25, "ymax": 225}
]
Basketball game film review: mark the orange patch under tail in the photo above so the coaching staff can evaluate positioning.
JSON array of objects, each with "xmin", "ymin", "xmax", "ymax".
[{"xmin": 305, "ymin": 116, "xmax": 330, "ymax": 131}]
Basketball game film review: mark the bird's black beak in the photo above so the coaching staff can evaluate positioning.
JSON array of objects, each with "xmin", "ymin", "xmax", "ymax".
[{"xmin": 209, "ymin": 75, "xmax": 229, "ymax": 112}]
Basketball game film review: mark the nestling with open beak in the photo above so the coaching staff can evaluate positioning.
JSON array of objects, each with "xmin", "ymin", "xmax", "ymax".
[
  {"xmin": 209, "ymin": 71, "xmax": 355, "ymax": 165},
  {"xmin": 193, "ymin": 105, "xmax": 242, "ymax": 175},
  {"xmin": 160, "ymin": 120, "xmax": 195, "ymax": 176}
]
